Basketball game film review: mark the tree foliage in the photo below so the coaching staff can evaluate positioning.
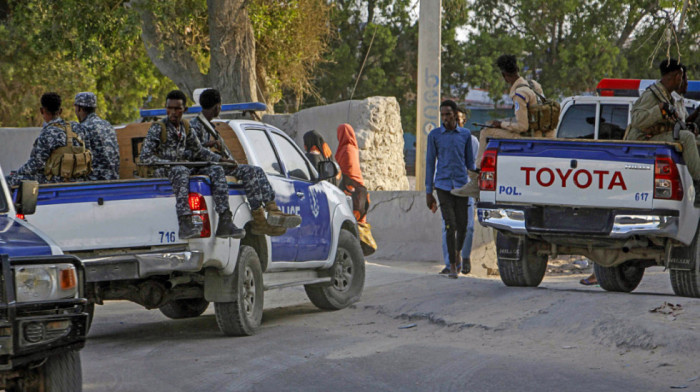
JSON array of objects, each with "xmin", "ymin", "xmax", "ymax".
[{"xmin": 0, "ymin": 0, "xmax": 330, "ymax": 126}]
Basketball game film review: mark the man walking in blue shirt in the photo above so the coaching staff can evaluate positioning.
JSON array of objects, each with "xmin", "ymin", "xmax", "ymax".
[{"xmin": 426, "ymin": 100, "xmax": 476, "ymax": 279}]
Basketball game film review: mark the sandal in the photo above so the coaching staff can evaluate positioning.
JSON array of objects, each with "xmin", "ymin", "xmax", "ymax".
[{"xmin": 579, "ymin": 278, "xmax": 597, "ymax": 286}]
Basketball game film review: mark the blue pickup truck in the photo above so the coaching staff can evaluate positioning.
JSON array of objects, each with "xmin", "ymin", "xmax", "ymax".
[
  {"xmin": 22, "ymin": 104, "xmax": 364, "ymax": 336},
  {"xmin": 0, "ymin": 167, "xmax": 88, "ymax": 391},
  {"xmin": 476, "ymin": 137, "xmax": 700, "ymax": 297}
]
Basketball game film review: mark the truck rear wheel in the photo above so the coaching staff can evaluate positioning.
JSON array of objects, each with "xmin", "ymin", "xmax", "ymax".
[
  {"xmin": 496, "ymin": 233, "xmax": 548, "ymax": 287},
  {"xmin": 159, "ymin": 298, "xmax": 209, "ymax": 319},
  {"xmin": 305, "ymin": 229, "xmax": 365, "ymax": 310},
  {"xmin": 39, "ymin": 351, "xmax": 82, "ymax": 392},
  {"xmin": 214, "ymin": 246, "xmax": 263, "ymax": 336},
  {"xmin": 594, "ymin": 261, "xmax": 644, "ymax": 292},
  {"xmin": 669, "ymin": 225, "xmax": 700, "ymax": 298}
]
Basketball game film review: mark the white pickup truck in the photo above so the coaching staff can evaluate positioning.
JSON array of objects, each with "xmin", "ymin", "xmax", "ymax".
[{"xmin": 20, "ymin": 103, "xmax": 364, "ymax": 336}]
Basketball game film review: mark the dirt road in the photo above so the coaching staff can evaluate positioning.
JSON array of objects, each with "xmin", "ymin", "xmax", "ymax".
[{"xmin": 82, "ymin": 260, "xmax": 700, "ymax": 391}]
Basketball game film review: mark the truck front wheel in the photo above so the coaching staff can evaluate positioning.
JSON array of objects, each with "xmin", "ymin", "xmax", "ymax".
[
  {"xmin": 39, "ymin": 351, "xmax": 82, "ymax": 392},
  {"xmin": 594, "ymin": 261, "xmax": 644, "ymax": 293},
  {"xmin": 496, "ymin": 233, "xmax": 548, "ymax": 287},
  {"xmin": 214, "ymin": 246, "xmax": 263, "ymax": 336},
  {"xmin": 159, "ymin": 298, "xmax": 209, "ymax": 319},
  {"xmin": 305, "ymin": 229, "xmax": 365, "ymax": 310}
]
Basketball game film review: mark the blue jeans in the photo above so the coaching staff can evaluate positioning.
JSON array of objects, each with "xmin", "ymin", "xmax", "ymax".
[{"xmin": 442, "ymin": 197, "xmax": 474, "ymax": 267}]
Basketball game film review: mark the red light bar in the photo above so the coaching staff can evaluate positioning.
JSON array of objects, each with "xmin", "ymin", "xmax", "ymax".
[{"xmin": 596, "ymin": 79, "xmax": 641, "ymax": 97}]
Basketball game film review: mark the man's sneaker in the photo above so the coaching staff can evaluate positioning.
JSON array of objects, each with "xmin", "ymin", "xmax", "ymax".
[
  {"xmin": 439, "ymin": 267, "xmax": 450, "ymax": 274},
  {"xmin": 265, "ymin": 201, "xmax": 302, "ymax": 228},
  {"xmin": 215, "ymin": 210, "xmax": 246, "ymax": 239},
  {"xmin": 451, "ymin": 171, "xmax": 480, "ymax": 198},
  {"xmin": 178, "ymin": 215, "xmax": 201, "ymax": 239},
  {"xmin": 461, "ymin": 258, "xmax": 471, "ymax": 274}
]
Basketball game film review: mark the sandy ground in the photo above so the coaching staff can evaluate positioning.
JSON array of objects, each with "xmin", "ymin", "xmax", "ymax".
[{"xmin": 82, "ymin": 259, "xmax": 700, "ymax": 391}]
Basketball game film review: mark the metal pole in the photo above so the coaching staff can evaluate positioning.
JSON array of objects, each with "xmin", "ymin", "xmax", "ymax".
[{"xmin": 415, "ymin": 0, "xmax": 441, "ymax": 192}]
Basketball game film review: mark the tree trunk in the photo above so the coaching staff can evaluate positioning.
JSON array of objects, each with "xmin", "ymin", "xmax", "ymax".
[
  {"xmin": 131, "ymin": 0, "xmax": 208, "ymax": 101},
  {"xmin": 208, "ymin": 0, "xmax": 257, "ymax": 104}
]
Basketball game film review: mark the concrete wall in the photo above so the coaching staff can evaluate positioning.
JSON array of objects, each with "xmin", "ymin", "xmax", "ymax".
[
  {"xmin": 0, "ymin": 128, "xmax": 41, "ymax": 172},
  {"xmin": 264, "ymin": 97, "xmax": 409, "ymax": 191},
  {"xmin": 366, "ymin": 191, "xmax": 497, "ymax": 277}
]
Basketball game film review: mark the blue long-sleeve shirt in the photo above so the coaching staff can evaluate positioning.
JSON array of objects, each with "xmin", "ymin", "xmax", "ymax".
[{"xmin": 425, "ymin": 126, "xmax": 476, "ymax": 193}]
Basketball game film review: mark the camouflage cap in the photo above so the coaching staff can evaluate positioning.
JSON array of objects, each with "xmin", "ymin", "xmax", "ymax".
[{"xmin": 74, "ymin": 92, "xmax": 97, "ymax": 108}]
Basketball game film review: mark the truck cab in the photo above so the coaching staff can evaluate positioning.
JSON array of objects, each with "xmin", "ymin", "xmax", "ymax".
[
  {"xmin": 555, "ymin": 79, "xmax": 700, "ymax": 140},
  {"xmin": 0, "ymin": 168, "xmax": 88, "ymax": 392}
]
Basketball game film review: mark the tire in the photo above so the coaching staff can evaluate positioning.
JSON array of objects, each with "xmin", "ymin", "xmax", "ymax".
[
  {"xmin": 594, "ymin": 261, "xmax": 644, "ymax": 293},
  {"xmin": 214, "ymin": 246, "xmax": 263, "ymax": 336},
  {"xmin": 40, "ymin": 351, "xmax": 82, "ymax": 392},
  {"xmin": 670, "ymin": 225, "xmax": 700, "ymax": 297},
  {"xmin": 159, "ymin": 298, "xmax": 209, "ymax": 319},
  {"xmin": 304, "ymin": 229, "xmax": 365, "ymax": 310},
  {"xmin": 496, "ymin": 233, "xmax": 548, "ymax": 287}
]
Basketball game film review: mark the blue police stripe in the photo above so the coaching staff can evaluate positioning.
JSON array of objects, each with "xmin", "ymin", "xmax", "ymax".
[
  {"xmin": 0, "ymin": 216, "xmax": 52, "ymax": 257},
  {"xmin": 488, "ymin": 139, "xmax": 684, "ymax": 164},
  {"xmin": 34, "ymin": 179, "xmax": 245, "ymax": 206},
  {"xmin": 140, "ymin": 103, "xmax": 268, "ymax": 118}
]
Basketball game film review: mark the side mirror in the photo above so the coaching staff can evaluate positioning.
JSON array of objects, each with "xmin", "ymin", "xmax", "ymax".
[
  {"xmin": 316, "ymin": 160, "xmax": 339, "ymax": 181},
  {"xmin": 16, "ymin": 180, "xmax": 39, "ymax": 215}
]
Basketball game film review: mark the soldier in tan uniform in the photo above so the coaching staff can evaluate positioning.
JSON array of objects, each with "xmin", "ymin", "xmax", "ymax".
[
  {"xmin": 453, "ymin": 54, "xmax": 549, "ymax": 198},
  {"xmin": 625, "ymin": 59, "xmax": 700, "ymax": 188}
]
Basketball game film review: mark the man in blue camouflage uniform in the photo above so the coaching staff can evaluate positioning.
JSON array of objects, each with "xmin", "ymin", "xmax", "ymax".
[
  {"xmin": 190, "ymin": 89, "xmax": 301, "ymax": 236},
  {"xmin": 6, "ymin": 92, "xmax": 88, "ymax": 187},
  {"xmin": 139, "ymin": 90, "xmax": 244, "ymax": 239},
  {"xmin": 72, "ymin": 92, "xmax": 120, "ymax": 180}
]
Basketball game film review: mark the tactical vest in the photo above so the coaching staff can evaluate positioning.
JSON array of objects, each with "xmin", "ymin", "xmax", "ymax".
[
  {"xmin": 136, "ymin": 119, "xmax": 191, "ymax": 178},
  {"xmin": 44, "ymin": 123, "xmax": 93, "ymax": 180},
  {"xmin": 514, "ymin": 81, "xmax": 561, "ymax": 136},
  {"xmin": 640, "ymin": 84, "xmax": 674, "ymax": 138}
]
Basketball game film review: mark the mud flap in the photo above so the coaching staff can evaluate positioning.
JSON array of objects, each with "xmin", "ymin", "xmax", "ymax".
[
  {"xmin": 668, "ymin": 244, "xmax": 695, "ymax": 271},
  {"xmin": 497, "ymin": 234, "xmax": 523, "ymax": 261}
]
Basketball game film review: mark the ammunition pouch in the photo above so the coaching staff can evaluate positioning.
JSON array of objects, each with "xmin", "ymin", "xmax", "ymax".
[{"xmin": 44, "ymin": 124, "xmax": 92, "ymax": 180}]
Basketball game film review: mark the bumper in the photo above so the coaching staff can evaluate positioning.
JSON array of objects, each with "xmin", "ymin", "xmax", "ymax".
[
  {"xmin": 84, "ymin": 250, "xmax": 205, "ymax": 282},
  {"xmin": 477, "ymin": 205, "xmax": 680, "ymax": 239},
  {"xmin": 0, "ymin": 255, "xmax": 87, "ymax": 371}
]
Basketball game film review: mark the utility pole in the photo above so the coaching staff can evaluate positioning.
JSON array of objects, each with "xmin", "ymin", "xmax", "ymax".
[{"xmin": 415, "ymin": 0, "xmax": 441, "ymax": 191}]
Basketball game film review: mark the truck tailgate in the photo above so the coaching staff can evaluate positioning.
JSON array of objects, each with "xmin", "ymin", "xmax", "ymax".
[{"xmin": 495, "ymin": 141, "xmax": 660, "ymax": 209}]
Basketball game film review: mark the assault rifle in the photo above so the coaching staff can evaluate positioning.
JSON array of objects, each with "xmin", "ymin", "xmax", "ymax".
[{"xmin": 137, "ymin": 161, "xmax": 238, "ymax": 168}]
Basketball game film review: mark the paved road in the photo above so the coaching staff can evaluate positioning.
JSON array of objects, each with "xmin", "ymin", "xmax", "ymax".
[{"xmin": 82, "ymin": 260, "xmax": 700, "ymax": 392}]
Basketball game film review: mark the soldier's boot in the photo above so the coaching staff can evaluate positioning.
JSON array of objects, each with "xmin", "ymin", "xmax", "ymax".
[
  {"xmin": 265, "ymin": 201, "xmax": 302, "ymax": 228},
  {"xmin": 250, "ymin": 208, "xmax": 287, "ymax": 237},
  {"xmin": 451, "ymin": 171, "xmax": 480, "ymax": 198},
  {"xmin": 178, "ymin": 215, "xmax": 201, "ymax": 240},
  {"xmin": 215, "ymin": 210, "xmax": 246, "ymax": 239}
]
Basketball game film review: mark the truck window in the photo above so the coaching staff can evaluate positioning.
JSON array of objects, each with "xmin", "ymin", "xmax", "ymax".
[
  {"xmin": 271, "ymin": 133, "xmax": 312, "ymax": 181},
  {"xmin": 598, "ymin": 104, "xmax": 628, "ymax": 140},
  {"xmin": 558, "ymin": 104, "xmax": 595, "ymax": 139},
  {"xmin": 244, "ymin": 129, "xmax": 284, "ymax": 176}
]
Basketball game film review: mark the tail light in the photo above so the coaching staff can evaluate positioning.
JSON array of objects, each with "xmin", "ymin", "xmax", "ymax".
[
  {"xmin": 480, "ymin": 148, "xmax": 498, "ymax": 191},
  {"xmin": 654, "ymin": 156, "xmax": 683, "ymax": 201},
  {"xmin": 188, "ymin": 192, "xmax": 211, "ymax": 237}
]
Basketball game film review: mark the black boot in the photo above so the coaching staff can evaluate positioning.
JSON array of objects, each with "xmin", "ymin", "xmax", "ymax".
[
  {"xmin": 178, "ymin": 215, "xmax": 201, "ymax": 239},
  {"xmin": 695, "ymin": 181, "xmax": 700, "ymax": 208},
  {"xmin": 216, "ymin": 210, "xmax": 246, "ymax": 239}
]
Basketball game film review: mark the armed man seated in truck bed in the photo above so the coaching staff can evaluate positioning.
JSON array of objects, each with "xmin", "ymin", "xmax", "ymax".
[
  {"xmin": 190, "ymin": 88, "xmax": 301, "ymax": 237},
  {"xmin": 138, "ymin": 90, "xmax": 245, "ymax": 240},
  {"xmin": 6, "ymin": 92, "xmax": 92, "ymax": 187},
  {"xmin": 625, "ymin": 58, "xmax": 700, "ymax": 206}
]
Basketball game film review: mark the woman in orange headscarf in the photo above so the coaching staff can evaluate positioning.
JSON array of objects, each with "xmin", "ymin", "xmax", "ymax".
[
  {"xmin": 336, "ymin": 124, "xmax": 369, "ymax": 223},
  {"xmin": 336, "ymin": 124, "xmax": 375, "ymax": 255}
]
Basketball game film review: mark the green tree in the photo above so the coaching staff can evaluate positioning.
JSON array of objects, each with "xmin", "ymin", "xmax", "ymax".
[{"xmin": 0, "ymin": 0, "xmax": 330, "ymax": 126}]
